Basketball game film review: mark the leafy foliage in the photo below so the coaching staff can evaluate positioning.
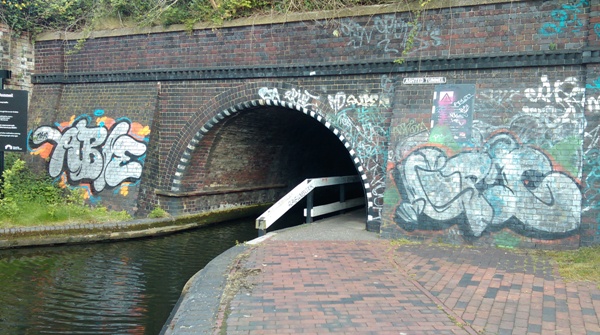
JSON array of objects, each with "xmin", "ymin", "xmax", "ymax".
[
  {"xmin": 148, "ymin": 206, "xmax": 170, "ymax": 218},
  {"xmin": 0, "ymin": 156, "xmax": 131, "ymax": 227},
  {"xmin": 0, "ymin": 0, "xmax": 390, "ymax": 35},
  {"xmin": 0, "ymin": 0, "xmax": 93, "ymax": 35}
]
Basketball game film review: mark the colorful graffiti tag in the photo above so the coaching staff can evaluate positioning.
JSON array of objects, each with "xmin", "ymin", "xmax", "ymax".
[
  {"xmin": 394, "ymin": 132, "xmax": 581, "ymax": 237},
  {"xmin": 29, "ymin": 111, "xmax": 151, "ymax": 199}
]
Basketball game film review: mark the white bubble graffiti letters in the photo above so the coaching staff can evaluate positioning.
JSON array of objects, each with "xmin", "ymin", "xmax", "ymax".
[
  {"xmin": 395, "ymin": 132, "xmax": 581, "ymax": 236},
  {"xmin": 31, "ymin": 118, "xmax": 147, "ymax": 192}
]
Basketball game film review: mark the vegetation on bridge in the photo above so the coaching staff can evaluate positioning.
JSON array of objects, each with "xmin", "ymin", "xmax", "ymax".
[
  {"xmin": 0, "ymin": 0, "xmax": 424, "ymax": 36},
  {"xmin": 0, "ymin": 0, "xmax": 364, "ymax": 34}
]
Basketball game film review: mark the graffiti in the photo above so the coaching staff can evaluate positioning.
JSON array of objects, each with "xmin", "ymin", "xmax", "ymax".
[
  {"xmin": 258, "ymin": 87, "xmax": 280, "ymax": 101},
  {"xmin": 540, "ymin": 0, "xmax": 589, "ymax": 36},
  {"xmin": 338, "ymin": 14, "xmax": 441, "ymax": 54},
  {"xmin": 584, "ymin": 149, "xmax": 600, "ymax": 209},
  {"xmin": 259, "ymin": 87, "xmax": 322, "ymax": 110},
  {"xmin": 584, "ymin": 124, "xmax": 600, "ymax": 155},
  {"xmin": 394, "ymin": 132, "xmax": 581, "ymax": 237},
  {"xmin": 258, "ymin": 86, "xmax": 391, "ymax": 114},
  {"xmin": 327, "ymin": 92, "xmax": 390, "ymax": 113},
  {"xmin": 586, "ymin": 77, "xmax": 600, "ymax": 113},
  {"xmin": 471, "ymin": 76, "xmax": 587, "ymax": 177},
  {"xmin": 257, "ymin": 79, "xmax": 394, "ymax": 221},
  {"xmin": 331, "ymin": 104, "xmax": 389, "ymax": 219},
  {"xmin": 391, "ymin": 119, "xmax": 428, "ymax": 138},
  {"xmin": 284, "ymin": 88, "xmax": 320, "ymax": 110},
  {"xmin": 29, "ymin": 112, "xmax": 150, "ymax": 197},
  {"xmin": 583, "ymin": 78, "xmax": 600, "ymax": 228}
]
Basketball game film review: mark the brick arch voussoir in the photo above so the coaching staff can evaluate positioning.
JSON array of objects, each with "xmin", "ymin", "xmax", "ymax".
[
  {"xmin": 162, "ymin": 80, "xmax": 317, "ymax": 187},
  {"xmin": 168, "ymin": 98, "xmax": 375, "ymax": 220},
  {"xmin": 161, "ymin": 81, "xmax": 280, "ymax": 187}
]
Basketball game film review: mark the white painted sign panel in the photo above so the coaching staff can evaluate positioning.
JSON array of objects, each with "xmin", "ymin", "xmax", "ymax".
[{"xmin": 402, "ymin": 77, "xmax": 447, "ymax": 85}]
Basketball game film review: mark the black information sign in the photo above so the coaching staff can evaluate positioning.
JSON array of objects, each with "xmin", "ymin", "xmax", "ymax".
[
  {"xmin": 432, "ymin": 84, "xmax": 475, "ymax": 143},
  {"xmin": 0, "ymin": 90, "xmax": 28, "ymax": 152}
]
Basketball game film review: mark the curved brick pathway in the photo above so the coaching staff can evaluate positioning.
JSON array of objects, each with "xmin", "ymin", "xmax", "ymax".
[{"xmin": 214, "ymin": 241, "xmax": 600, "ymax": 335}]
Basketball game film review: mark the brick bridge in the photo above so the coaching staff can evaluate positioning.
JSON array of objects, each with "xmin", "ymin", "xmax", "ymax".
[{"xmin": 26, "ymin": 0, "xmax": 600, "ymax": 248}]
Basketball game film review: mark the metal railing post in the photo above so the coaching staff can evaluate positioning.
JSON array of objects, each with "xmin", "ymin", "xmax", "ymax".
[
  {"xmin": 339, "ymin": 183, "xmax": 346, "ymax": 214},
  {"xmin": 306, "ymin": 190, "xmax": 314, "ymax": 223}
]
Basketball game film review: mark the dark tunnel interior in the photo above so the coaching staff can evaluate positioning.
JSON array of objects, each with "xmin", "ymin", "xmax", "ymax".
[{"xmin": 182, "ymin": 106, "xmax": 366, "ymax": 230}]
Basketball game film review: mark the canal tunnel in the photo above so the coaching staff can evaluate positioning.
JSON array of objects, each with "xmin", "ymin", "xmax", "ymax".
[{"xmin": 178, "ymin": 105, "xmax": 366, "ymax": 230}]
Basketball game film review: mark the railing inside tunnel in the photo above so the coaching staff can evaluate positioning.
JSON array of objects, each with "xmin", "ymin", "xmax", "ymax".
[{"xmin": 255, "ymin": 176, "xmax": 364, "ymax": 236}]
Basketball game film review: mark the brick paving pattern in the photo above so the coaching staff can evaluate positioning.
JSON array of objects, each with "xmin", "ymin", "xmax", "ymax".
[{"xmin": 214, "ymin": 241, "xmax": 600, "ymax": 335}]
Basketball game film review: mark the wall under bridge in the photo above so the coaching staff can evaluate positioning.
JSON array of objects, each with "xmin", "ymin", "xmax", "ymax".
[{"xmin": 28, "ymin": 0, "xmax": 600, "ymax": 248}]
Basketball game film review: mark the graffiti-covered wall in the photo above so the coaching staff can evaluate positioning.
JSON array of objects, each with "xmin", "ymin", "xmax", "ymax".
[
  {"xmin": 379, "ymin": 0, "xmax": 600, "ymax": 248},
  {"xmin": 28, "ymin": 0, "xmax": 600, "ymax": 247},
  {"xmin": 383, "ymin": 69, "xmax": 594, "ymax": 248},
  {"xmin": 27, "ymin": 83, "xmax": 158, "ymax": 214}
]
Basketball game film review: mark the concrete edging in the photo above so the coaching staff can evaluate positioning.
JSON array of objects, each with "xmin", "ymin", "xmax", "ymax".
[{"xmin": 160, "ymin": 244, "xmax": 250, "ymax": 335}]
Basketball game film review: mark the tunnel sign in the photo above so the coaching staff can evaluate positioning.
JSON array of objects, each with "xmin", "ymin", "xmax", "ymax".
[{"xmin": 0, "ymin": 89, "xmax": 28, "ymax": 152}]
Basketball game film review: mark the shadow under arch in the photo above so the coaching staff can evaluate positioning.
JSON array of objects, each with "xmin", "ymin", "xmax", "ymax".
[{"xmin": 169, "ymin": 98, "xmax": 377, "ymax": 229}]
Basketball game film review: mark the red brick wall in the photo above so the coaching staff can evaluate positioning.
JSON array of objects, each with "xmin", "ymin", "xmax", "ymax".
[{"xmin": 28, "ymin": 0, "xmax": 600, "ymax": 248}]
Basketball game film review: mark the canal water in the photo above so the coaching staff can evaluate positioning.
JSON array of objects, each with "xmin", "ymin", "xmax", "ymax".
[{"xmin": 0, "ymin": 217, "xmax": 261, "ymax": 334}]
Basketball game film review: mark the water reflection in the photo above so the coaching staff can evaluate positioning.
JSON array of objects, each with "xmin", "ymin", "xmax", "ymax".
[{"xmin": 0, "ymin": 218, "xmax": 258, "ymax": 334}]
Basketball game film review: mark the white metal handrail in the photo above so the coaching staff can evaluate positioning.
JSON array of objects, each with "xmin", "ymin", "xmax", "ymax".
[{"xmin": 255, "ymin": 175, "xmax": 363, "ymax": 235}]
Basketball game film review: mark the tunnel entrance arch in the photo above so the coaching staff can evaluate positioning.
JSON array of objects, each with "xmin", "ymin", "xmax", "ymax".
[{"xmin": 169, "ymin": 98, "xmax": 376, "ymax": 231}]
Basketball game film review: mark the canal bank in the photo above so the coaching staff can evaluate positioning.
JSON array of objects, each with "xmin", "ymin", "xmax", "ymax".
[
  {"xmin": 164, "ymin": 210, "xmax": 600, "ymax": 335},
  {"xmin": 0, "ymin": 203, "xmax": 270, "ymax": 249}
]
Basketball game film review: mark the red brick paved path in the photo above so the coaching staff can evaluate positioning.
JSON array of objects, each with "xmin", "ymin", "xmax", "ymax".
[{"xmin": 214, "ymin": 241, "xmax": 600, "ymax": 335}]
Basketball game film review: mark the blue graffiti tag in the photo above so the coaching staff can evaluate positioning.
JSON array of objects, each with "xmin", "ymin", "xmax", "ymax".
[{"xmin": 540, "ymin": 0, "xmax": 589, "ymax": 36}]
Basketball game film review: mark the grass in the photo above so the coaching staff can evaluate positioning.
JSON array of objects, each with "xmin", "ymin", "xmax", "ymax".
[
  {"xmin": 0, "ymin": 202, "xmax": 131, "ymax": 229},
  {"xmin": 544, "ymin": 246, "xmax": 600, "ymax": 286},
  {"xmin": 391, "ymin": 236, "xmax": 600, "ymax": 287}
]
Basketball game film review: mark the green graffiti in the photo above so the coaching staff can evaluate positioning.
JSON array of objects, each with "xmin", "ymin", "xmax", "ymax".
[
  {"xmin": 546, "ymin": 136, "xmax": 582, "ymax": 176},
  {"xmin": 428, "ymin": 126, "xmax": 460, "ymax": 152},
  {"xmin": 493, "ymin": 231, "xmax": 522, "ymax": 249}
]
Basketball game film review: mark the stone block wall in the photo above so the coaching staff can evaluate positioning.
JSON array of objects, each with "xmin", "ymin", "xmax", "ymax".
[{"xmin": 0, "ymin": 24, "xmax": 33, "ymax": 91}]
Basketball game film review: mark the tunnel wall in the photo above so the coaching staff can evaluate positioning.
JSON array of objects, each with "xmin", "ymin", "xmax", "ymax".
[{"xmin": 28, "ymin": 0, "xmax": 600, "ymax": 247}]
